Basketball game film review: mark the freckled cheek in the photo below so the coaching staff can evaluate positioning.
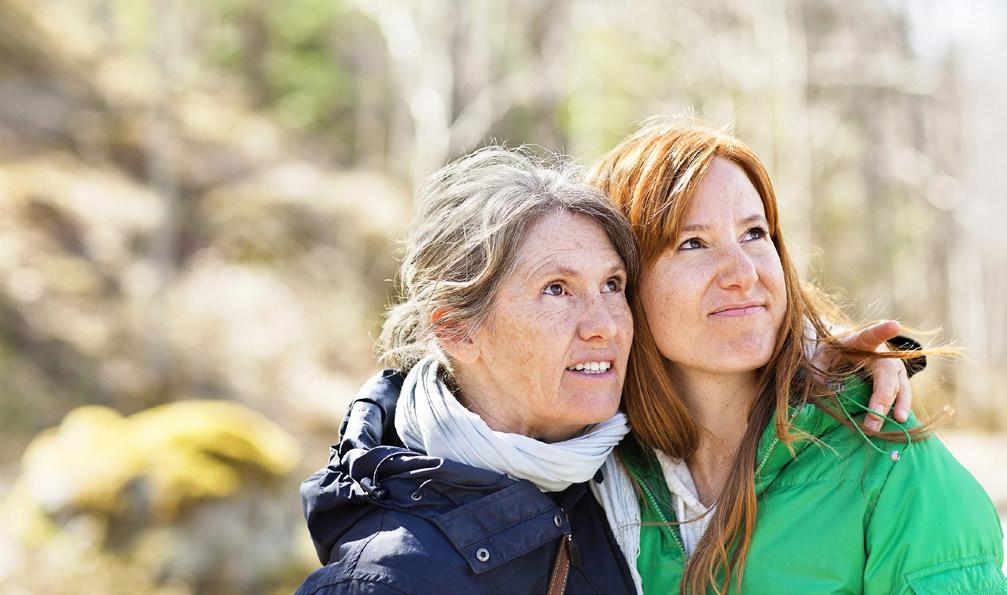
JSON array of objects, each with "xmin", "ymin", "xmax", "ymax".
[
  {"xmin": 494, "ymin": 310, "xmax": 552, "ymax": 358},
  {"xmin": 753, "ymin": 250, "xmax": 784, "ymax": 278},
  {"xmin": 614, "ymin": 307, "xmax": 634, "ymax": 354},
  {"xmin": 756, "ymin": 259, "xmax": 786, "ymax": 305},
  {"xmin": 643, "ymin": 303, "xmax": 680, "ymax": 351},
  {"xmin": 512, "ymin": 308, "xmax": 579, "ymax": 361},
  {"xmin": 523, "ymin": 306, "xmax": 560, "ymax": 328},
  {"xmin": 659, "ymin": 273, "xmax": 705, "ymax": 324},
  {"xmin": 616, "ymin": 307, "xmax": 633, "ymax": 334}
]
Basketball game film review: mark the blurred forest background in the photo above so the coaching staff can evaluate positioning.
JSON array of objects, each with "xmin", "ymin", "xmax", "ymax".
[{"xmin": 0, "ymin": 0, "xmax": 1004, "ymax": 593}]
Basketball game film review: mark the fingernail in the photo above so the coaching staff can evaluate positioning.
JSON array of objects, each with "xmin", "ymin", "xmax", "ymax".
[
  {"xmin": 866, "ymin": 405, "xmax": 885, "ymax": 432},
  {"xmin": 894, "ymin": 406, "xmax": 907, "ymax": 421}
]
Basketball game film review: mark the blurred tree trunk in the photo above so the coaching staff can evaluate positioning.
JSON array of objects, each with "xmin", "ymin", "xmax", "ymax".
[
  {"xmin": 241, "ymin": 0, "xmax": 270, "ymax": 108},
  {"xmin": 351, "ymin": 18, "xmax": 390, "ymax": 170},
  {"xmin": 358, "ymin": 0, "xmax": 454, "ymax": 185},
  {"xmin": 356, "ymin": 0, "xmax": 568, "ymax": 186},
  {"xmin": 143, "ymin": 0, "xmax": 182, "ymax": 402},
  {"xmin": 756, "ymin": 0, "xmax": 814, "ymax": 276}
]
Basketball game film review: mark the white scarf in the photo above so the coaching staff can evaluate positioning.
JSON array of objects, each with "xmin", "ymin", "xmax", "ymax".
[
  {"xmin": 395, "ymin": 356, "xmax": 630, "ymax": 493},
  {"xmin": 591, "ymin": 455, "xmax": 645, "ymax": 593},
  {"xmin": 591, "ymin": 450, "xmax": 715, "ymax": 595}
]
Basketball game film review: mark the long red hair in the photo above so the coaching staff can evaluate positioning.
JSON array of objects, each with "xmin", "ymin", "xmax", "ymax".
[{"xmin": 587, "ymin": 118, "xmax": 937, "ymax": 594}]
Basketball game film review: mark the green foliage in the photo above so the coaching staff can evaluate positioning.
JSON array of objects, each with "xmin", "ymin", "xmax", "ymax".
[
  {"xmin": 268, "ymin": 47, "xmax": 350, "ymax": 130},
  {"xmin": 194, "ymin": 0, "xmax": 352, "ymax": 130}
]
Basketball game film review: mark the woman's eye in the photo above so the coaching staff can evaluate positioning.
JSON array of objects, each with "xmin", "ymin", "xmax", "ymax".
[
  {"xmin": 603, "ymin": 278, "xmax": 623, "ymax": 293},
  {"xmin": 677, "ymin": 237, "xmax": 704, "ymax": 251},
  {"xmin": 543, "ymin": 283, "xmax": 565, "ymax": 297},
  {"xmin": 743, "ymin": 226, "xmax": 769, "ymax": 241}
]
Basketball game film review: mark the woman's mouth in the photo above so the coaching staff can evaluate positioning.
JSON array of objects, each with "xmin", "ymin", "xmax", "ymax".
[
  {"xmin": 709, "ymin": 303, "xmax": 765, "ymax": 317},
  {"xmin": 565, "ymin": 360, "xmax": 613, "ymax": 374}
]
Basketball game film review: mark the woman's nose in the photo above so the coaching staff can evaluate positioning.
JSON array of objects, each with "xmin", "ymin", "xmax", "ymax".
[
  {"xmin": 578, "ymin": 296, "xmax": 619, "ymax": 342},
  {"xmin": 717, "ymin": 244, "xmax": 758, "ymax": 290}
]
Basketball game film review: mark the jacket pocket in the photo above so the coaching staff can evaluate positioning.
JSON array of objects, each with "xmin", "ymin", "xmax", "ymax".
[{"xmin": 907, "ymin": 555, "xmax": 1007, "ymax": 594}]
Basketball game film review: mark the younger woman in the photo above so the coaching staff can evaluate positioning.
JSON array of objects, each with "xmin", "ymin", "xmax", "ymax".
[{"xmin": 588, "ymin": 119, "xmax": 1007, "ymax": 594}]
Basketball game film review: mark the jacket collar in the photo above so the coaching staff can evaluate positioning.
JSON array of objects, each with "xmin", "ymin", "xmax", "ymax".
[
  {"xmin": 754, "ymin": 376, "xmax": 871, "ymax": 494},
  {"xmin": 303, "ymin": 368, "xmax": 579, "ymax": 569}
]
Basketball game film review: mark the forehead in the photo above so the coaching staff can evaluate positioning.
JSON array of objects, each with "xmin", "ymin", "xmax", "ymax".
[
  {"xmin": 685, "ymin": 157, "xmax": 766, "ymax": 220},
  {"xmin": 512, "ymin": 211, "xmax": 623, "ymax": 274}
]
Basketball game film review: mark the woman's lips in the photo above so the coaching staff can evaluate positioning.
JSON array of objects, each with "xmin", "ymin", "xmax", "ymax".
[
  {"xmin": 565, "ymin": 367, "xmax": 617, "ymax": 379},
  {"xmin": 709, "ymin": 304, "xmax": 765, "ymax": 317}
]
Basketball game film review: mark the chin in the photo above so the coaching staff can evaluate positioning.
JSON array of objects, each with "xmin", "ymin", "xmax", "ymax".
[
  {"xmin": 718, "ymin": 347, "xmax": 775, "ymax": 372},
  {"xmin": 597, "ymin": 399, "xmax": 622, "ymax": 421},
  {"xmin": 728, "ymin": 335, "xmax": 777, "ymax": 363},
  {"xmin": 571, "ymin": 395, "xmax": 622, "ymax": 425}
]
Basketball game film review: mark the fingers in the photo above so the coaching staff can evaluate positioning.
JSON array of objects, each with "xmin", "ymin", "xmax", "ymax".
[
  {"xmin": 893, "ymin": 364, "xmax": 912, "ymax": 422},
  {"xmin": 864, "ymin": 358, "xmax": 901, "ymax": 432},
  {"xmin": 843, "ymin": 320, "xmax": 902, "ymax": 353}
]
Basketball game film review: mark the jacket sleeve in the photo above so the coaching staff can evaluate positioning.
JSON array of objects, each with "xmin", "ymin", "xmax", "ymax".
[
  {"xmin": 886, "ymin": 334, "xmax": 926, "ymax": 378},
  {"xmin": 294, "ymin": 558, "xmax": 414, "ymax": 595},
  {"xmin": 862, "ymin": 432, "xmax": 1007, "ymax": 594}
]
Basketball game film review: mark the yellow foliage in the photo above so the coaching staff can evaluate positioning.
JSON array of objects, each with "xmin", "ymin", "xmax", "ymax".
[
  {"xmin": 0, "ymin": 481, "xmax": 59, "ymax": 545},
  {"xmin": 22, "ymin": 406, "xmax": 143, "ymax": 516},
  {"xmin": 131, "ymin": 400, "xmax": 302, "ymax": 519},
  {"xmin": 11, "ymin": 400, "xmax": 300, "ymax": 530}
]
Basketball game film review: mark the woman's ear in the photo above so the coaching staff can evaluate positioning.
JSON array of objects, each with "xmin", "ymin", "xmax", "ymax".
[{"xmin": 432, "ymin": 308, "xmax": 480, "ymax": 364}]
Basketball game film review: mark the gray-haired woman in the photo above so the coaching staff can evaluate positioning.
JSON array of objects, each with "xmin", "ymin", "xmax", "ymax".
[
  {"xmin": 294, "ymin": 147, "xmax": 920, "ymax": 595},
  {"xmin": 296, "ymin": 148, "xmax": 640, "ymax": 594}
]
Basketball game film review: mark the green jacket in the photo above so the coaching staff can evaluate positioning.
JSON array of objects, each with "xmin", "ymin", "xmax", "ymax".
[{"xmin": 621, "ymin": 377, "xmax": 1007, "ymax": 594}]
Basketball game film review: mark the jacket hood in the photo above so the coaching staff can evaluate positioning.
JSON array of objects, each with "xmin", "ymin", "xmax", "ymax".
[{"xmin": 300, "ymin": 369, "xmax": 575, "ymax": 567}]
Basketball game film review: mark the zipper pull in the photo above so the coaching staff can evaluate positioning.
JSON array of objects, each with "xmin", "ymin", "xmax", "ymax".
[{"xmin": 566, "ymin": 534, "xmax": 582, "ymax": 568}]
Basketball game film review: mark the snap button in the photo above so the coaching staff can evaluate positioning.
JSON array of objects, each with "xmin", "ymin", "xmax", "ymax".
[
  {"xmin": 553, "ymin": 514, "xmax": 563, "ymax": 528},
  {"xmin": 475, "ymin": 547, "xmax": 490, "ymax": 562}
]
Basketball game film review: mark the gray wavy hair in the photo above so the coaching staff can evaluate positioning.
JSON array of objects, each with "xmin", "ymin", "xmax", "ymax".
[{"xmin": 379, "ymin": 146, "xmax": 640, "ymax": 371}]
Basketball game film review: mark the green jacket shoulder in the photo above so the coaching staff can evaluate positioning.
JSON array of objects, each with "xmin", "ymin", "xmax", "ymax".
[
  {"xmin": 826, "ymin": 378, "xmax": 1006, "ymax": 594},
  {"xmin": 625, "ymin": 376, "xmax": 1007, "ymax": 594},
  {"xmin": 772, "ymin": 377, "xmax": 1007, "ymax": 594}
]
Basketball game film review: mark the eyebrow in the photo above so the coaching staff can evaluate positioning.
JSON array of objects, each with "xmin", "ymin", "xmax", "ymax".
[
  {"xmin": 525, "ymin": 260, "xmax": 626, "ymax": 281},
  {"xmin": 681, "ymin": 214, "xmax": 768, "ymax": 233}
]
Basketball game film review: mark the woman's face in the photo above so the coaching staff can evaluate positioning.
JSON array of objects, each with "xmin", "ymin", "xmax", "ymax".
[
  {"xmin": 457, "ymin": 210, "xmax": 633, "ymax": 441},
  {"xmin": 640, "ymin": 158, "xmax": 786, "ymax": 380}
]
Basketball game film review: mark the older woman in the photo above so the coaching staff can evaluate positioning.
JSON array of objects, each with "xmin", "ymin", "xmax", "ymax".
[
  {"xmin": 296, "ymin": 148, "xmax": 640, "ymax": 594},
  {"xmin": 588, "ymin": 120, "xmax": 1007, "ymax": 594}
]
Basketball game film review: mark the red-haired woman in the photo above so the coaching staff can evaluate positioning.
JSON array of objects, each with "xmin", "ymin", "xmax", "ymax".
[{"xmin": 587, "ymin": 119, "xmax": 1007, "ymax": 595}]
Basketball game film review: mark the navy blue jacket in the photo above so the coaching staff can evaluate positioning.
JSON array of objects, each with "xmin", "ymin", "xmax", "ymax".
[{"xmin": 296, "ymin": 370, "xmax": 636, "ymax": 595}]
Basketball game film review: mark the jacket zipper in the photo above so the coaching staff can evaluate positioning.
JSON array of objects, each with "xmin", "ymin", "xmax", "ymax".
[
  {"xmin": 755, "ymin": 436, "xmax": 781, "ymax": 478},
  {"xmin": 626, "ymin": 464, "xmax": 687, "ymax": 560},
  {"xmin": 558, "ymin": 508, "xmax": 582, "ymax": 568},
  {"xmin": 565, "ymin": 533, "xmax": 582, "ymax": 567}
]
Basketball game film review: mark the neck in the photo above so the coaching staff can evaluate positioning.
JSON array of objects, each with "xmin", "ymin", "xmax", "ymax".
[
  {"xmin": 451, "ymin": 366, "xmax": 582, "ymax": 443},
  {"xmin": 669, "ymin": 366, "xmax": 760, "ymax": 505}
]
